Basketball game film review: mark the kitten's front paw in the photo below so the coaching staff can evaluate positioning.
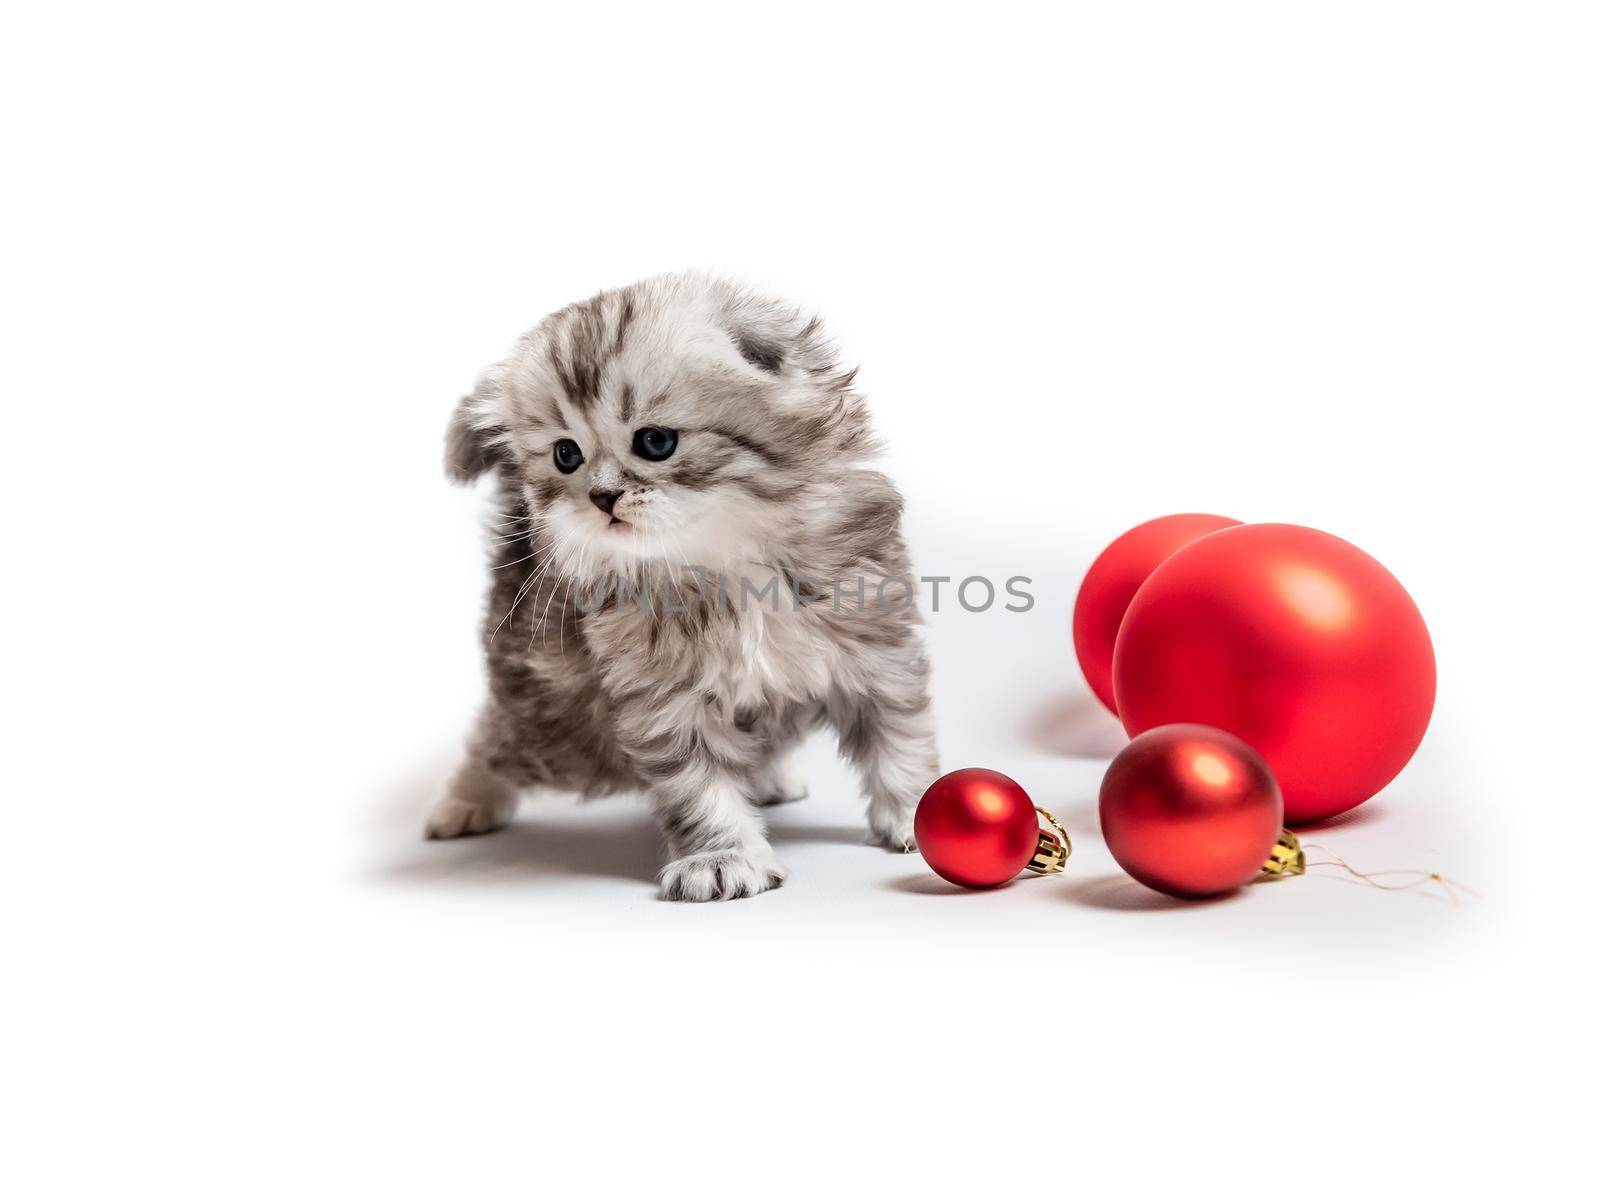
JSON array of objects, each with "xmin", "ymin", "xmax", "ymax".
[
  {"xmin": 659, "ymin": 849, "xmax": 787, "ymax": 902},
  {"xmin": 866, "ymin": 801, "xmax": 918, "ymax": 853},
  {"xmin": 424, "ymin": 795, "xmax": 515, "ymax": 840}
]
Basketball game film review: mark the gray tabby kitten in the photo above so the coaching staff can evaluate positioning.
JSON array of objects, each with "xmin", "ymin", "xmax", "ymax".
[{"xmin": 430, "ymin": 273, "xmax": 938, "ymax": 901}]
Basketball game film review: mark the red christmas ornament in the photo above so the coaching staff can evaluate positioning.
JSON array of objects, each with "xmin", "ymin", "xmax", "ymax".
[
  {"xmin": 1072, "ymin": 513, "xmax": 1242, "ymax": 714},
  {"xmin": 915, "ymin": 768, "xmax": 1071, "ymax": 889},
  {"xmin": 1114, "ymin": 524, "xmax": 1436, "ymax": 824},
  {"xmin": 1100, "ymin": 724, "xmax": 1287, "ymax": 898}
]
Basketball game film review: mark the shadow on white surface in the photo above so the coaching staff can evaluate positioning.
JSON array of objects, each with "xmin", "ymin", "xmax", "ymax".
[
  {"xmin": 883, "ymin": 872, "xmax": 1021, "ymax": 897},
  {"xmin": 377, "ymin": 816, "xmax": 664, "ymax": 885},
  {"xmin": 372, "ymin": 784, "xmax": 878, "ymax": 890},
  {"xmin": 1022, "ymin": 687, "xmax": 1127, "ymax": 760},
  {"xmin": 766, "ymin": 821, "xmax": 872, "ymax": 848},
  {"xmin": 1060, "ymin": 873, "xmax": 1246, "ymax": 912}
]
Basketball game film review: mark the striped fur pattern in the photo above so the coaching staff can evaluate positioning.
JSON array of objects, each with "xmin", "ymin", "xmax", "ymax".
[{"xmin": 429, "ymin": 274, "xmax": 939, "ymax": 900}]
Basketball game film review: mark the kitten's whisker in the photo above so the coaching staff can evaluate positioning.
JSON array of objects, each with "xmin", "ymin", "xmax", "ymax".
[
  {"xmin": 496, "ymin": 532, "xmax": 571, "ymax": 641},
  {"xmin": 555, "ymin": 536, "xmax": 593, "ymax": 657},
  {"xmin": 491, "ymin": 548, "xmax": 541, "ymax": 570},
  {"xmin": 519, "ymin": 534, "xmax": 577, "ymax": 648},
  {"xmin": 491, "ymin": 527, "xmax": 541, "ymax": 545},
  {"xmin": 531, "ymin": 535, "xmax": 577, "ymax": 648},
  {"xmin": 511, "ymin": 533, "xmax": 565, "ymax": 561},
  {"xmin": 521, "ymin": 538, "xmax": 568, "ymax": 599},
  {"xmin": 490, "ymin": 562, "xmax": 544, "ymax": 642},
  {"xmin": 493, "ymin": 535, "xmax": 564, "ymax": 574},
  {"xmin": 489, "ymin": 538, "xmax": 560, "ymax": 574}
]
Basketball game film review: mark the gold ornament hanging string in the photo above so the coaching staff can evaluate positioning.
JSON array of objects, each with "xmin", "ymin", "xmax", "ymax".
[
  {"xmin": 1252, "ymin": 830, "xmax": 1478, "ymax": 902},
  {"xmin": 1299, "ymin": 843, "xmax": 1481, "ymax": 903}
]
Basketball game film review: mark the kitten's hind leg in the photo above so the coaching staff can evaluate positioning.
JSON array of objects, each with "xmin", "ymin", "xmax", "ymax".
[
  {"xmin": 829, "ymin": 645, "xmax": 939, "ymax": 852},
  {"xmin": 424, "ymin": 755, "xmax": 520, "ymax": 840}
]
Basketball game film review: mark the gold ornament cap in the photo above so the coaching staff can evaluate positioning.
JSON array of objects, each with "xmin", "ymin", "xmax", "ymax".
[
  {"xmin": 1259, "ymin": 828, "xmax": 1306, "ymax": 879},
  {"xmin": 1027, "ymin": 807, "xmax": 1073, "ymax": 875}
]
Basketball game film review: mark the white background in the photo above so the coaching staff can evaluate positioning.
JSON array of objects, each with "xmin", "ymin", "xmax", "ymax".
[{"xmin": 5, "ymin": 3, "xmax": 1596, "ymax": 1174}]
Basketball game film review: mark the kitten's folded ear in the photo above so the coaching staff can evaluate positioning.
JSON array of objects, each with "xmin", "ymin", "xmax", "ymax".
[{"xmin": 445, "ymin": 374, "xmax": 509, "ymax": 483}]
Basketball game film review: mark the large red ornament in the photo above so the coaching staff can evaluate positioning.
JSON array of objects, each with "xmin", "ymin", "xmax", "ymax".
[
  {"xmin": 915, "ymin": 768, "xmax": 1068, "ymax": 888},
  {"xmin": 1100, "ymin": 724, "xmax": 1284, "ymax": 898},
  {"xmin": 1072, "ymin": 513, "xmax": 1242, "ymax": 714},
  {"xmin": 1113, "ymin": 524, "xmax": 1436, "ymax": 824}
]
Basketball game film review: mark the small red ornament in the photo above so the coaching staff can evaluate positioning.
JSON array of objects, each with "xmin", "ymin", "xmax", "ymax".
[
  {"xmin": 1100, "ymin": 724, "xmax": 1286, "ymax": 898},
  {"xmin": 1113, "ymin": 523, "xmax": 1436, "ymax": 823},
  {"xmin": 1072, "ymin": 513, "xmax": 1242, "ymax": 714},
  {"xmin": 915, "ymin": 768, "xmax": 1071, "ymax": 889}
]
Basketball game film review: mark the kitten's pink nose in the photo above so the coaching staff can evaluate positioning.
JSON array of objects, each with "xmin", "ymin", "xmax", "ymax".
[{"xmin": 589, "ymin": 490, "xmax": 620, "ymax": 516}]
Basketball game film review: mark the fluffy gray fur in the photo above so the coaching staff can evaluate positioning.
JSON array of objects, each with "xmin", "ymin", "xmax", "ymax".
[{"xmin": 429, "ymin": 273, "xmax": 938, "ymax": 901}]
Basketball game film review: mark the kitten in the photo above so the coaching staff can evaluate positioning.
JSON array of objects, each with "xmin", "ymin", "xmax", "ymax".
[{"xmin": 430, "ymin": 273, "xmax": 938, "ymax": 901}]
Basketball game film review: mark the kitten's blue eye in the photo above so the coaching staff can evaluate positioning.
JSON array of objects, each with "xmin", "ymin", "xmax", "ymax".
[
  {"xmin": 632, "ymin": 426, "xmax": 678, "ymax": 462},
  {"xmin": 553, "ymin": 438, "xmax": 583, "ymax": 474}
]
